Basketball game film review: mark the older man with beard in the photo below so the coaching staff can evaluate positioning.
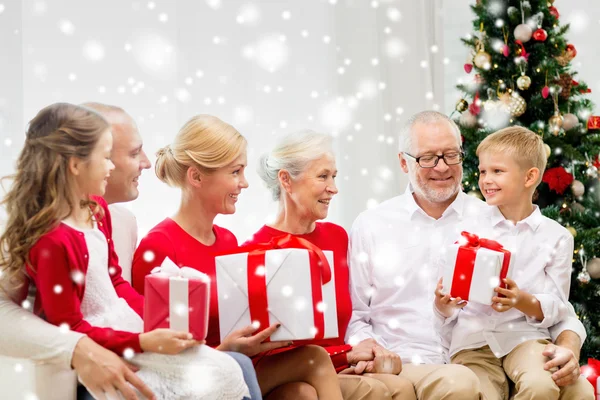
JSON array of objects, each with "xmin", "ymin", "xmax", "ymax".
[{"xmin": 346, "ymin": 111, "xmax": 588, "ymax": 399}]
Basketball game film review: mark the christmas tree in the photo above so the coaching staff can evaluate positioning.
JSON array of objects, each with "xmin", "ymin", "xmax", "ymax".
[{"xmin": 453, "ymin": 0, "xmax": 600, "ymax": 361}]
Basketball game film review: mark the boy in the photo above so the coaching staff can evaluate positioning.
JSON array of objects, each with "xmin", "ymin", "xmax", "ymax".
[{"xmin": 433, "ymin": 126, "xmax": 593, "ymax": 400}]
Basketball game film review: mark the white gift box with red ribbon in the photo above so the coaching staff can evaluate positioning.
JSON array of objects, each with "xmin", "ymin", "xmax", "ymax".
[
  {"xmin": 441, "ymin": 231, "xmax": 513, "ymax": 306},
  {"xmin": 215, "ymin": 237, "xmax": 338, "ymax": 342}
]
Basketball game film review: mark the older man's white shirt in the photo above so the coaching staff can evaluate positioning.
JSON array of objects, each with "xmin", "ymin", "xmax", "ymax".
[{"xmin": 346, "ymin": 185, "xmax": 586, "ymax": 365}]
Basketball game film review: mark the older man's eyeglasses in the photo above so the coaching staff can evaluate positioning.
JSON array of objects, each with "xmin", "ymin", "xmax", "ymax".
[{"xmin": 403, "ymin": 151, "xmax": 465, "ymax": 168}]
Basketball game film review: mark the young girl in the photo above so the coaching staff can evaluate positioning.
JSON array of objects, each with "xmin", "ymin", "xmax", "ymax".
[
  {"xmin": 132, "ymin": 114, "xmax": 344, "ymax": 400},
  {"xmin": 0, "ymin": 103, "xmax": 249, "ymax": 400}
]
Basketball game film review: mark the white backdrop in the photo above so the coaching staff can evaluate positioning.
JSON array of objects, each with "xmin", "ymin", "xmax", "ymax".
[{"xmin": 1, "ymin": 0, "xmax": 598, "ymax": 242}]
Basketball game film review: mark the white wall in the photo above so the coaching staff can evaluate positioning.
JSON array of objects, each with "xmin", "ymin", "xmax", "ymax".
[{"xmin": 1, "ymin": 0, "xmax": 598, "ymax": 241}]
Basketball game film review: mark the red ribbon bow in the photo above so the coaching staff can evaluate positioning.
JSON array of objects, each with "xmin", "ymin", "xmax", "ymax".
[
  {"xmin": 515, "ymin": 40, "xmax": 529, "ymax": 62},
  {"xmin": 450, "ymin": 232, "xmax": 512, "ymax": 300},
  {"xmin": 220, "ymin": 234, "xmax": 332, "ymax": 340}
]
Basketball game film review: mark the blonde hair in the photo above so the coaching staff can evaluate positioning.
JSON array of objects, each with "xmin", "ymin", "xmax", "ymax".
[
  {"xmin": 1, "ymin": 103, "xmax": 108, "ymax": 288},
  {"xmin": 476, "ymin": 126, "xmax": 547, "ymax": 185},
  {"xmin": 155, "ymin": 115, "xmax": 246, "ymax": 188},
  {"xmin": 257, "ymin": 130, "xmax": 333, "ymax": 201}
]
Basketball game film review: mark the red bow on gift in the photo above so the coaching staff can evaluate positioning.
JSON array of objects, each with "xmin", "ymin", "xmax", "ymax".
[
  {"xmin": 451, "ymin": 232, "xmax": 512, "ymax": 300},
  {"xmin": 219, "ymin": 234, "xmax": 332, "ymax": 340}
]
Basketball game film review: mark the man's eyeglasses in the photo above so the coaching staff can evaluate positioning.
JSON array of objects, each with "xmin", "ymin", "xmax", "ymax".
[{"xmin": 403, "ymin": 151, "xmax": 465, "ymax": 168}]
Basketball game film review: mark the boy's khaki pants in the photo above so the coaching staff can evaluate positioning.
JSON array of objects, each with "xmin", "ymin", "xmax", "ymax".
[{"xmin": 451, "ymin": 339, "xmax": 594, "ymax": 400}]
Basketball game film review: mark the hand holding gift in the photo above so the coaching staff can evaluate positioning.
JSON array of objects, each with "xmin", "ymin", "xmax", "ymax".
[
  {"xmin": 440, "ymin": 231, "xmax": 512, "ymax": 306},
  {"xmin": 140, "ymin": 329, "xmax": 203, "ymax": 355},
  {"xmin": 491, "ymin": 277, "xmax": 522, "ymax": 313},
  {"xmin": 434, "ymin": 277, "xmax": 468, "ymax": 318},
  {"xmin": 216, "ymin": 323, "xmax": 292, "ymax": 357},
  {"xmin": 144, "ymin": 257, "xmax": 211, "ymax": 341},
  {"xmin": 215, "ymin": 234, "xmax": 339, "ymax": 342}
]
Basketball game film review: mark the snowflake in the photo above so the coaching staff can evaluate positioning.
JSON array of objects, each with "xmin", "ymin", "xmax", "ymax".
[
  {"xmin": 58, "ymin": 19, "xmax": 75, "ymax": 35},
  {"xmin": 386, "ymin": 7, "xmax": 401, "ymax": 22},
  {"xmin": 83, "ymin": 40, "xmax": 105, "ymax": 62},
  {"xmin": 316, "ymin": 301, "xmax": 327, "ymax": 313},
  {"xmin": 281, "ymin": 285, "xmax": 293, "ymax": 297},
  {"xmin": 205, "ymin": 0, "xmax": 221, "ymax": 10},
  {"xmin": 123, "ymin": 348, "xmax": 135, "ymax": 360}
]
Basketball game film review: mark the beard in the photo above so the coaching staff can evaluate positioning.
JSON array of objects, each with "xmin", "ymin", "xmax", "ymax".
[{"xmin": 409, "ymin": 166, "xmax": 463, "ymax": 204}]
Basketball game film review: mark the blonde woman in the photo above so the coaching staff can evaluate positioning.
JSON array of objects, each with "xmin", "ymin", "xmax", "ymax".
[{"xmin": 132, "ymin": 115, "xmax": 343, "ymax": 400}]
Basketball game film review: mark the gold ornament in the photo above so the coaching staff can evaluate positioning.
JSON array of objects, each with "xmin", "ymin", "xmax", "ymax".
[
  {"xmin": 456, "ymin": 99, "xmax": 469, "ymax": 113},
  {"xmin": 562, "ymin": 113, "xmax": 579, "ymax": 131},
  {"xmin": 508, "ymin": 92, "xmax": 527, "ymax": 117},
  {"xmin": 566, "ymin": 226, "xmax": 577, "ymax": 237},
  {"xmin": 578, "ymin": 270, "xmax": 591, "ymax": 284},
  {"xmin": 549, "ymin": 113, "xmax": 564, "ymax": 136},
  {"xmin": 517, "ymin": 75, "xmax": 531, "ymax": 90},
  {"xmin": 587, "ymin": 258, "xmax": 600, "ymax": 279},
  {"xmin": 571, "ymin": 180, "xmax": 585, "ymax": 197},
  {"xmin": 543, "ymin": 143, "xmax": 551, "ymax": 158},
  {"xmin": 473, "ymin": 50, "xmax": 492, "ymax": 70}
]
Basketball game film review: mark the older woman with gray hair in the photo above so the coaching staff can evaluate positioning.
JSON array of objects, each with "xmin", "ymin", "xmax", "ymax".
[{"xmin": 246, "ymin": 130, "xmax": 417, "ymax": 400}]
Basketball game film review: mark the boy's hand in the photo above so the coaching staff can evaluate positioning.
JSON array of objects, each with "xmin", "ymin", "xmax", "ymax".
[
  {"xmin": 434, "ymin": 278, "xmax": 467, "ymax": 318},
  {"xmin": 492, "ymin": 278, "xmax": 522, "ymax": 312}
]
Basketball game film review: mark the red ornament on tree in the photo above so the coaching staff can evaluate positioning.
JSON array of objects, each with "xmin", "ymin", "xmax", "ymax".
[
  {"xmin": 464, "ymin": 63, "xmax": 473, "ymax": 74},
  {"xmin": 593, "ymin": 155, "xmax": 600, "ymax": 170},
  {"xmin": 542, "ymin": 86, "xmax": 550, "ymax": 99},
  {"xmin": 543, "ymin": 167, "xmax": 574, "ymax": 194},
  {"xmin": 549, "ymin": 6, "xmax": 560, "ymax": 19},
  {"xmin": 469, "ymin": 92, "xmax": 481, "ymax": 115},
  {"xmin": 533, "ymin": 28, "xmax": 547, "ymax": 41},
  {"xmin": 566, "ymin": 44, "xmax": 577, "ymax": 58}
]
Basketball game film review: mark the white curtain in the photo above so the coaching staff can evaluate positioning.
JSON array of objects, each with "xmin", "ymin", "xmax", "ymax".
[{"xmin": 0, "ymin": 0, "xmax": 445, "ymax": 240}]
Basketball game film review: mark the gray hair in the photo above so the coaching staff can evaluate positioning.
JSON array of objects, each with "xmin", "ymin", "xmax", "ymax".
[
  {"xmin": 257, "ymin": 130, "xmax": 334, "ymax": 201},
  {"xmin": 398, "ymin": 111, "xmax": 461, "ymax": 153}
]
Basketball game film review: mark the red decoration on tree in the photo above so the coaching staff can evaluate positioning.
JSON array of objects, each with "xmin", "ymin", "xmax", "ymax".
[
  {"xmin": 542, "ymin": 86, "xmax": 550, "ymax": 99},
  {"xmin": 566, "ymin": 44, "xmax": 577, "ymax": 57},
  {"xmin": 549, "ymin": 6, "xmax": 560, "ymax": 19},
  {"xmin": 464, "ymin": 63, "xmax": 473, "ymax": 73},
  {"xmin": 572, "ymin": 79, "xmax": 592, "ymax": 94},
  {"xmin": 502, "ymin": 44, "xmax": 509, "ymax": 57},
  {"xmin": 533, "ymin": 28, "xmax": 548, "ymax": 41},
  {"xmin": 593, "ymin": 155, "xmax": 600, "ymax": 170},
  {"xmin": 469, "ymin": 92, "xmax": 481, "ymax": 115},
  {"xmin": 515, "ymin": 40, "xmax": 530, "ymax": 61},
  {"xmin": 588, "ymin": 116, "xmax": 600, "ymax": 131},
  {"xmin": 543, "ymin": 167, "xmax": 574, "ymax": 194}
]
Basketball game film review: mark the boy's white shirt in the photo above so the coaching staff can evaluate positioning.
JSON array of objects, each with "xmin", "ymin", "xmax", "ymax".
[{"xmin": 435, "ymin": 205, "xmax": 575, "ymax": 358}]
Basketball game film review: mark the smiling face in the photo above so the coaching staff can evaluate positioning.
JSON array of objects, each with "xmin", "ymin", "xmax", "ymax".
[
  {"xmin": 105, "ymin": 115, "xmax": 151, "ymax": 203},
  {"xmin": 197, "ymin": 150, "xmax": 249, "ymax": 215},
  {"xmin": 286, "ymin": 153, "xmax": 338, "ymax": 222},
  {"xmin": 400, "ymin": 120, "xmax": 463, "ymax": 204},
  {"xmin": 478, "ymin": 150, "xmax": 536, "ymax": 207},
  {"xmin": 73, "ymin": 128, "xmax": 115, "ymax": 197}
]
